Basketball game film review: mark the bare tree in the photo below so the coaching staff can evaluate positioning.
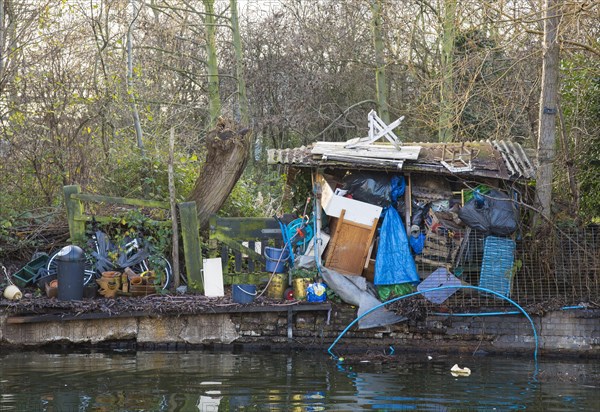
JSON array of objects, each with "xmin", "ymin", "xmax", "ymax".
[
  {"xmin": 203, "ymin": 0, "xmax": 221, "ymax": 128},
  {"xmin": 536, "ymin": 0, "xmax": 562, "ymax": 219},
  {"xmin": 127, "ymin": 0, "xmax": 145, "ymax": 153},
  {"xmin": 370, "ymin": 0, "xmax": 390, "ymax": 124}
]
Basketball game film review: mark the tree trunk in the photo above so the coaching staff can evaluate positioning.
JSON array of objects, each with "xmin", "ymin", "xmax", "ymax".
[
  {"xmin": 0, "ymin": 0, "xmax": 5, "ymax": 83},
  {"xmin": 230, "ymin": 0, "xmax": 249, "ymax": 125},
  {"xmin": 536, "ymin": 0, "xmax": 561, "ymax": 220},
  {"xmin": 370, "ymin": 0, "xmax": 389, "ymax": 124},
  {"xmin": 188, "ymin": 117, "xmax": 251, "ymax": 229},
  {"xmin": 438, "ymin": 0, "xmax": 456, "ymax": 142},
  {"xmin": 203, "ymin": 0, "xmax": 221, "ymax": 128},
  {"xmin": 127, "ymin": 0, "xmax": 144, "ymax": 154}
]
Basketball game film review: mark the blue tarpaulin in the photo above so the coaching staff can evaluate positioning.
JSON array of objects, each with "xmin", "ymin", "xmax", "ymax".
[{"xmin": 374, "ymin": 207, "xmax": 420, "ymax": 285}]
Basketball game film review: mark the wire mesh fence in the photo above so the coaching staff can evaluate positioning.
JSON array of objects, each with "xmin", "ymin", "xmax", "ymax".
[{"xmin": 414, "ymin": 226, "xmax": 600, "ymax": 308}]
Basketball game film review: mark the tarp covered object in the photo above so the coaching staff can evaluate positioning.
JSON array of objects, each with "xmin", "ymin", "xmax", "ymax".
[
  {"xmin": 320, "ymin": 267, "xmax": 407, "ymax": 329},
  {"xmin": 374, "ymin": 207, "xmax": 420, "ymax": 285}
]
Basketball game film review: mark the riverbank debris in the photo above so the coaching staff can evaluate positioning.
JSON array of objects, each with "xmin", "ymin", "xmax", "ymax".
[{"xmin": 450, "ymin": 364, "xmax": 471, "ymax": 377}]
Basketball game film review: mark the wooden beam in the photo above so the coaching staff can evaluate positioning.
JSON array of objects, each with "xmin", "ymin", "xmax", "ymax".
[
  {"xmin": 5, "ymin": 303, "xmax": 332, "ymax": 324},
  {"xmin": 72, "ymin": 193, "xmax": 169, "ymax": 209},
  {"xmin": 63, "ymin": 185, "xmax": 86, "ymax": 243},
  {"xmin": 179, "ymin": 202, "xmax": 203, "ymax": 292},
  {"xmin": 73, "ymin": 215, "xmax": 171, "ymax": 227}
]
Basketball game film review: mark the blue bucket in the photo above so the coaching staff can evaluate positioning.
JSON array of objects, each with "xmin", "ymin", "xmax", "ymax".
[
  {"xmin": 232, "ymin": 284, "xmax": 257, "ymax": 304},
  {"xmin": 264, "ymin": 246, "xmax": 289, "ymax": 273}
]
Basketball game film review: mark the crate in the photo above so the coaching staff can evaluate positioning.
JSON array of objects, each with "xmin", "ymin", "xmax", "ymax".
[
  {"xmin": 479, "ymin": 236, "xmax": 516, "ymax": 297},
  {"xmin": 12, "ymin": 255, "xmax": 49, "ymax": 288}
]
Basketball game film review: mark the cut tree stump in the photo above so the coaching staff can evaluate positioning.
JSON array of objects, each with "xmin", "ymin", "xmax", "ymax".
[{"xmin": 188, "ymin": 117, "xmax": 252, "ymax": 230}]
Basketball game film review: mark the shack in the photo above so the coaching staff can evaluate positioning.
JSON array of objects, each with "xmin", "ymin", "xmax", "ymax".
[{"xmin": 266, "ymin": 115, "xmax": 536, "ymax": 311}]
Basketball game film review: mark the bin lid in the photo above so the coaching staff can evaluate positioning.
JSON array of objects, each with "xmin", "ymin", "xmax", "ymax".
[{"xmin": 56, "ymin": 245, "xmax": 85, "ymax": 261}]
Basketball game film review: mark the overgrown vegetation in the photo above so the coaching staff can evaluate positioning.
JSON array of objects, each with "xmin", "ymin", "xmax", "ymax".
[{"xmin": 1, "ymin": 0, "xmax": 599, "ymax": 261}]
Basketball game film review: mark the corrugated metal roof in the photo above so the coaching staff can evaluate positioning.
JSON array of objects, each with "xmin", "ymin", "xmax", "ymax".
[
  {"xmin": 267, "ymin": 140, "xmax": 536, "ymax": 181},
  {"xmin": 489, "ymin": 140, "xmax": 536, "ymax": 179}
]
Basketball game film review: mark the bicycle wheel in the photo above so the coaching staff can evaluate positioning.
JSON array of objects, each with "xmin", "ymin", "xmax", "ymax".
[
  {"xmin": 46, "ymin": 249, "xmax": 98, "ymax": 286},
  {"xmin": 131, "ymin": 254, "xmax": 172, "ymax": 290}
]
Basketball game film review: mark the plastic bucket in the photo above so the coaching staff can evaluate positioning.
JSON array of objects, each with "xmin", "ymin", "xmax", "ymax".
[
  {"xmin": 264, "ymin": 247, "xmax": 290, "ymax": 273},
  {"xmin": 232, "ymin": 284, "xmax": 257, "ymax": 304},
  {"xmin": 266, "ymin": 273, "xmax": 286, "ymax": 299}
]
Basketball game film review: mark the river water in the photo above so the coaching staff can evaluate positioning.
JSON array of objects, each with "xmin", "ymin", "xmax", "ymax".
[{"xmin": 0, "ymin": 349, "xmax": 598, "ymax": 411}]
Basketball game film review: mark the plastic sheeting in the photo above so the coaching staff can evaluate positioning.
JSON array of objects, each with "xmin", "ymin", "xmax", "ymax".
[
  {"xmin": 409, "ymin": 233, "xmax": 425, "ymax": 254},
  {"xmin": 342, "ymin": 173, "xmax": 405, "ymax": 208},
  {"xmin": 320, "ymin": 267, "xmax": 407, "ymax": 329},
  {"xmin": 374, "ymin": 207, "xmax": 420, "ymax": 286},
  {"xmin": 458, "ymin": 190, "xmax": 518, "ymax": 236}
]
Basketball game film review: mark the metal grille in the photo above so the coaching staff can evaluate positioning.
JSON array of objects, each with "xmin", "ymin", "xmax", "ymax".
[{"xmin": 413, "ymin": 226, "xmax": 600, "ymax": 308}]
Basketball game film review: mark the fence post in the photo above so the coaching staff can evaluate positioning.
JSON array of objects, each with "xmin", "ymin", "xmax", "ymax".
[
  {"xmin": 179, "ymin": 201, "xmax": 204, "ymax": 292},
  {"xmin": 63, "ymin": 185, "xmax": 86, "ymax": 243}
]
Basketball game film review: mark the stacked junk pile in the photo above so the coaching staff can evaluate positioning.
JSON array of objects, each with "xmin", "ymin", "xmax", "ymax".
[
  {"xmin": 4, "ymin": 232, "xmax": 170, "ymax": 303},
  {"xmin": 283, "ymin": 170, "xmax": 520, "ymax": 329}
]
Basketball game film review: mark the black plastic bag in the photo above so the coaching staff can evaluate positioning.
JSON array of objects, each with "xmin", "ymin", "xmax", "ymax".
[
  {"xmin": 458, "ymin": 190, "xmax": 517, "ymax": 236},
  {"xmin": 342, "ymin": 172, "xmax": 395, "ymax": 207},
  {"xmin": 458, "ymin": 199, "xmax": 491, "ymax": 232},
  {"xmin": 488, "ymin": 190, "xmax": 518, "ymax": 236},
  {"xmin": 411, "ymin": 201, "xmax": 430, "ymax": 226}
]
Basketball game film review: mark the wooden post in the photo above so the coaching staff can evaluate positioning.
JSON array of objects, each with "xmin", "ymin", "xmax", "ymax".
[
  {"xmin": 179, "ymin": 201, "xmax": 204, "ymax": 292},
  {"xmin": 168, "ymin": 127, "xmax": 180, "ymax": 288},
  {"xmin": 63, "ymin": 185, "xmax": 85, "ymax": 243},
  {"xmin": 404, "ymin": 173, "xmax": 412, "ymax": 233}
]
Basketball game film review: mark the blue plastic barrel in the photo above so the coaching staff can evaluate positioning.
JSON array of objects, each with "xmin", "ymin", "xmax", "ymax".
[
  {"xmin": 232, "ymin": 284, "xmax": 257, "ymax": 304},
  {"xmin": 264, "ymin": 247, "xmax": 289, "ymax": 273}
]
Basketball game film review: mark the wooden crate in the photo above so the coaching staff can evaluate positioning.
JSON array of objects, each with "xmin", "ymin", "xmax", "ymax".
[{"xmin": 324, "ymin": 209, "xmax": 378, "ymax": 276}]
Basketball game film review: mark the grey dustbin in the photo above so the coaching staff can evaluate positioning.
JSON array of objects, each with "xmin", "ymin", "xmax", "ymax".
[{"xmin": 56, "ymin": 245, "xmax": 85, "ymax": 301}]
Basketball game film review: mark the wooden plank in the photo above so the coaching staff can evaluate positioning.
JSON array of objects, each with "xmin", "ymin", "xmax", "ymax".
[
  {"xmin": 221, "ymin": 244, "xmax": 229, "ymax": 273},
  {"xmin": 312, "ymin": 142, "xmax": 421, "ymax": 160},
  {"xmin": 73, "ymin": 215, "xmax": 171, "ymax": 226},
  {"xmin": 320, "ymin": 154, "xmax": 404, "ymax": 169},
  {"xmin": 214, "ymin": 235, "xmax": 265, "ymax": 264},
  {"xmin": 209, "ymin": 215, "xmax": 283, "ymax": 241},
  {"xmin": 415, "ymin": 256, "xmax": 450, "ymax": 266},
  {"xmin": 6, "ymin": 311, "xmax": 154, "ymax": 324},
  {"xmin": 234, "ymin": 250, "xmax": 242, "ymax": 272},
  {"xmin": 325, "ymin": 210, "xmax": 346, "ymax": 269},
  {"xmin": 72, "ymin": 193, "xmax": 169, "ymax": 209},
  {"xmin": 360, "ymin": 218, "xmax": 379, "ymax": 271},
  {"xmin": 63, "ymin": 185, "xmax": 86, "ymax": 243},
  {"xmin": 5, "ymin": 303, "xmax": 332, "ymax": 324},
  {"xmin": 179, "ymin": 202, "xmax": 204, "ymax": 292},
  {"xmin": 223, "ymin": 272, "xmax": 269, "ymax": 285},
  {"xmin": 248, "ymin": 241, "xmax": 256, "ymax": 272}
]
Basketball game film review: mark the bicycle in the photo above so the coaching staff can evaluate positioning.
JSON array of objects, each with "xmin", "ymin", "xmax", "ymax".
[{"xmin": 45, "ymin": 230, "xmax": 173, "ymax": 290}]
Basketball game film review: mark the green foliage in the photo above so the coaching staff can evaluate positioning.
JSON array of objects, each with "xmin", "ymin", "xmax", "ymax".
[
  {"xmin": 578, "ymin": 140, "xmax": 600, "ymax": 221},
  {"xmin": 560, "ymin": 56, "xmax": 600, "ymax": 222},
  {"xmin": 289, "ymin": 267, "xmax": 318, "ymax": 280},
  {"xmin": 97, "ymin": 144, "xmax": 200, "ymax": 202},
  {"xmin": 219, "ymin": 169, "xmax": 287, "ymax": 217}
]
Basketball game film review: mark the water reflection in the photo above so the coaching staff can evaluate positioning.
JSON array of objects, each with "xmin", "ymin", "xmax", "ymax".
[{"xmin": 0, "ymin": 350, "xmax": 597, "ymax": 411}]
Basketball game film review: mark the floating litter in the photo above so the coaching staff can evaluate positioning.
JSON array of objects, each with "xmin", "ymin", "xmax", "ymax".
[{"xmin": 450, "ymin": 364, "xmax": 471, "ymax": 377}]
